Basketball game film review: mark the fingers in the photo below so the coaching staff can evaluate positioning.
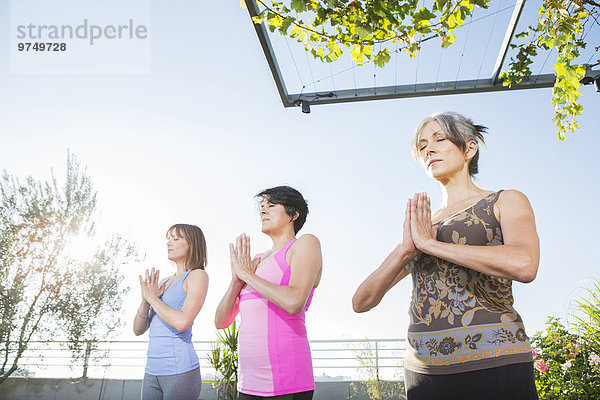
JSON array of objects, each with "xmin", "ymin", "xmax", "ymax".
[
  {"xmin": 242, "ymin": 234, "xmax": 251, "ymax": 261},
  {"xmin": 418, "ymin": 192, "xmax": 427, "ymax": 222},
  {"xmin": 412, "ymin": 192, "xmax": 430, "ymax": 223},
  {"xmin": 236, "ymin": 235, "xmax": 243, "ymax": 259},
  {"xmin": 229, "ymin": 242, "xmax": 237, "ymax": 262}
]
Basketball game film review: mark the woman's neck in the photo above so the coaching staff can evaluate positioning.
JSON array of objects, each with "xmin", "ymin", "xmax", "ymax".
[
  {"xmin": 268, "ymin": 229, "xmax": 296, "ymax": 250},
  {"xmin": 439, "ymin": 174, "xmax": 484, "ymax": 208},
  {"xmin": 175, "ymin": 262, "xmax": 187, "ymax": 276}
]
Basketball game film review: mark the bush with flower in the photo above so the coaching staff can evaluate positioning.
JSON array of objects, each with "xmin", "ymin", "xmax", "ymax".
[{"xmin": 531, "ymin": 279, "xmax": 600, "ymax": 399}]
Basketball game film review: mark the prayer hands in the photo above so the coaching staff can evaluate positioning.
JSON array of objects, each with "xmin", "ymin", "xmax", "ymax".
[
  {"xmin": 402, "ymin": 197, "xmax": 419, "ymax": 259},
  {"xmin": 408, "ymin": 192, "xmax": 439, "ymax": 252},
  {"xmin": 138, "ymin": 268, "xmax": 166, "ymax": 303},
  {"xmin": 229, "ymin": 234, "xmax": 257, "ymax": 283}
]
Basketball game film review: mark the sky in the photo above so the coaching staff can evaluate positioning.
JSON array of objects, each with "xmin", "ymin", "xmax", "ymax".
[{"xmin": 1, "ymin": 0, "xmax": 600, "ymax": 357}]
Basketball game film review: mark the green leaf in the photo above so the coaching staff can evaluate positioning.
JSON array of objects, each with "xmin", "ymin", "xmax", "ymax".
[
  {"xmin": 413, "ymin": 7, "xmax": 436, "ymax": 22},
  {"xmin": 441, "ymin": 33, "xmax": 455, "ymax": 48},
  {"xmin": 290, "ymin": 0, "xmax": 308, "ymax": 12},
  {"xmin": 356, "ymin": 25, "xmax": 371, "ymax": 40},
  {"xmin": 373, "ymin": 49, "xmax": 391, "ymax": 67}
]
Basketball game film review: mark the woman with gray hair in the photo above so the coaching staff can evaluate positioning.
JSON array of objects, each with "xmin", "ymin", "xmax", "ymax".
[{"xmin": 353, "ymin": 112, "xmax": 539, "ymax": 399}]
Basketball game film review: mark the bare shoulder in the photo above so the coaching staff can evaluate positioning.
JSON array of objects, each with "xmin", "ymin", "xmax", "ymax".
[
  {"xmin": 495, "ymin": 190, "xmax": 535, "ymax": 222},
  {"xmin": 497, "ymin": 189, "xmax": 532, "ymax": 208},
  {"xmin": 187, "ymin": 269, "xmax": 209, "ymax": 284},
  {"xmin": 297, "ymin": 233, "xmax": 320, "ymax": 245},
  {"xmin": 289, "ymin": 234, "xmax": 322, "ymax": 258}
]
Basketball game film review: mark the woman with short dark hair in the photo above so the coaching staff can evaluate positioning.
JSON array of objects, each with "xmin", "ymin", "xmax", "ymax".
[
  {"xmin": 353, "ymin": 112, "xmax": 539, "ymax": 400},
  {"xmin": 215, "ymin": 186, "xmax": 322, "ymax": 400}
]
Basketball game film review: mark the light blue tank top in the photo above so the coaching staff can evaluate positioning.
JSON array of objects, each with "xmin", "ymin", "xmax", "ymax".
[{"xmin": 146, "ymin": 270, "xmax": 200, "ymax": 376}]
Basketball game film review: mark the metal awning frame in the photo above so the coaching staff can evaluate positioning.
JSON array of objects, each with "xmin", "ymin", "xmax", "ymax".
[{"xmin": 244, "ymin": 0, "xmax": 598, "ymax": 108}]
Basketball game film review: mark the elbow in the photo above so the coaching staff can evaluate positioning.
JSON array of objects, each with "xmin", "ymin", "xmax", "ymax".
[
  {"xmin": 173, "ymin": 320, "xmax": 192, "ymax": 333},
  {"xmin": 514, "ymin": 257, "xmax": 539, "ymax": 284},
  {"xmin": 516, "ymin": 268, "xmax": 537, "ymax": 284},
  {"xmin": 352, "ymin": 293, "xmax": 373, "ymax": 313},
  {"xmin": 215, "ymin": 318, "xmax": 230, "ymax": 330},
  {"xmin": 352, "ymin": 302, "xmax": 366, "ymax": 313},
  {"xmin": 133, "ymin": 327, "xmax": 144, "ymax": 336},
  {"xmin": 286, "ymin": 303, "xmax": 304, "ymax": 316},
  {"xmin": 285, "ymin": 297, "xmax": 307, "ymax": 316}
]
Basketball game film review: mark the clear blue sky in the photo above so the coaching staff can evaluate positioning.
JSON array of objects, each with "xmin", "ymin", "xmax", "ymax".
[{"xmin": 1, "ymin": 0, "xmax": 599, "ymax": 345}]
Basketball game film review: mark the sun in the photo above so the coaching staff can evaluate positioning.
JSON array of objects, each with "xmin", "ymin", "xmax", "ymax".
[{"xmin": 64, "ymin": 232, "xmax": 98, "ymax": 260}]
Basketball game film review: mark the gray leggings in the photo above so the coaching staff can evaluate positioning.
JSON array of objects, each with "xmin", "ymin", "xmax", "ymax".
[{"xmin": 142, "ymin": 367, "xmax": 202, "ymax": 400}]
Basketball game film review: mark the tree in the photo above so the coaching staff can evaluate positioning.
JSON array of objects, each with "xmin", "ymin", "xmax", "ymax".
[
  {"xmin": 351, "ymin": 340, "xmax": 405, "ymax": 400},
  {"xmin": 247, "ymin": 0, "xmax": 599, "ymax": 140},
  {"xmin": 0, "ymin": 152, "xmax": 135, "ymax": 384},
  {"xmin": 500, "ymin": 0, "xmax": 599, "ymax": 140}
]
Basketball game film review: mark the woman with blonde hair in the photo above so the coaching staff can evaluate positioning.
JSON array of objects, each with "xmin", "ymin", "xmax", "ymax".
[
  {"xmin": 353, "ymin": 112, "xmax": 539, "ymax": 399},
  {"xmin": 134, "ymin": 223, "xmax": 209, "ymax": 400}
]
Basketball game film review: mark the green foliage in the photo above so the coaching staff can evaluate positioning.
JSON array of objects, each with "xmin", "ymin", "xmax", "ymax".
[
  {"xmin": 247, "ymin": 0, "xmax": 598, "ymax": 139},
  {"xmin": 0, "ymin": 152, "xmax": 135, "ymax": 383},
  {"xmin": 351, "ymin": 340, "xmax": 405, "ymax": 400},
  {"xmin": 531, "ymin": 280, "xmax": 600, "ymax": 399},
  {"xmin": 500, "ymin": 0, "xmax": 598, "ymax": 140},
  {"xmin": 251, "ymin": 0, "xmax": 491, "ymax": 66},
  {"xmin": 573, "ymin": 279, "xmax": 600, "ymax": 346},
  {"xmin": 207, "ymin": 320, "xmax": 239, "ymax": 400}
]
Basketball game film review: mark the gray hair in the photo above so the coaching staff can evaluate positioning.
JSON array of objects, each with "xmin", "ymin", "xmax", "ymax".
[{"xmin": 411, "ymin": 111, "xmax": 487, "ymax": 176}]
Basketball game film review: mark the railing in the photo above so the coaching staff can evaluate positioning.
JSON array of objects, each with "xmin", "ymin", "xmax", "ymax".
[{"xmin": 2, "ymin": 338, "xmax": 406, "ymax": 381}]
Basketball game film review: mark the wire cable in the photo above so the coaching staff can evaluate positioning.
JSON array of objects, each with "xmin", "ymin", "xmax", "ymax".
[{"xmin": 455, "ymin": 13, "xmax": 474, "ymax": 88}]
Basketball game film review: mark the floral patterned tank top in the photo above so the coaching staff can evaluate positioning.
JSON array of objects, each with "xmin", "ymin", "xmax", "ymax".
[{"xmin": 404, "ymin": 191, "xmax": 533, "ymax": 374}]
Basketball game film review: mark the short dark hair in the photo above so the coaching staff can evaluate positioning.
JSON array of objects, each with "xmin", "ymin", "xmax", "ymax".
[
  {"xmin": 166, "ymin": 224, "xmax": 207, "ymax": 270},
  {"xmin": 256, "ymin": 186, "xmax": 309, "ymax": 234},
  {"xmin": 412, "ymin": 112, "xmax": 487, "ymax": 176}
]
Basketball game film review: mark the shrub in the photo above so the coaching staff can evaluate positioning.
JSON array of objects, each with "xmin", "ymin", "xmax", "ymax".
[{"xmin": 532, "ymin": 280, "xmax": 600, "ymax": 399}]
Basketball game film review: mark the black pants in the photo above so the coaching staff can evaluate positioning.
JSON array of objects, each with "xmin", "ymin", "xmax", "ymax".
[
  {"xmin": 238, "ymin": 390, "xmax": 314, "ymax": 400},
  {"xmin": 404, "ymin": 362, "xmax": 538, "ymax": 400}
]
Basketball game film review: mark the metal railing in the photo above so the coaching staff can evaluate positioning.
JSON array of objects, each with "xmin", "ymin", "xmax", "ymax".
[{"xmin": 2, "ymin": 338, "xmax": 406, "ymax": 381}]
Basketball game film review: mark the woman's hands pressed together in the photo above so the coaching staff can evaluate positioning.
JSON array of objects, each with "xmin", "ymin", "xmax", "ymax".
[
  {"xmin": 139, "ymin": 267, "xmax": 166, "ymax": 304},
  {"xmin": 229, "ymin": 234, "xmax": 258, "ymax": 283},
  {"xmin": 409, "ymin": 192, "xmax": 439, "ymax": 253}
]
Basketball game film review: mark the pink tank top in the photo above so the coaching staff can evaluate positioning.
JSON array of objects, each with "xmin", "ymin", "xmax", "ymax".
[{"xmin": 237, "ymin": 238, "xmax": 315, "ymax": 396}]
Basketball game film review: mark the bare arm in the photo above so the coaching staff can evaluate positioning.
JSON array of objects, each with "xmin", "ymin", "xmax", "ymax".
[
  {"xmin": 233, "ymin": 234, "xmax": 322, "ymax": 316},
  {"xmin": 214, "ymin": 280, "xmax": 244, "ymax": 329},
  {"xmin": 411, "ymin": 191, "xmax": 540, "ymax": 283},
  {"xmin": 352, "ymin": 199, "xmax": 418, "ymax": 313},
  {"xmin": 132, "ymin": 300, "xmax": 152, "ymax": 336},
  {"xmin": 144, "ymin": 269, "xmax": 209, "ymax": 332}
]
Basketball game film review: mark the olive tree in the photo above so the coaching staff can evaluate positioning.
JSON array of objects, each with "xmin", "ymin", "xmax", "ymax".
[{"xmin": 0, "ymin": 152, "xmax": 135, "ymax": 383}]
